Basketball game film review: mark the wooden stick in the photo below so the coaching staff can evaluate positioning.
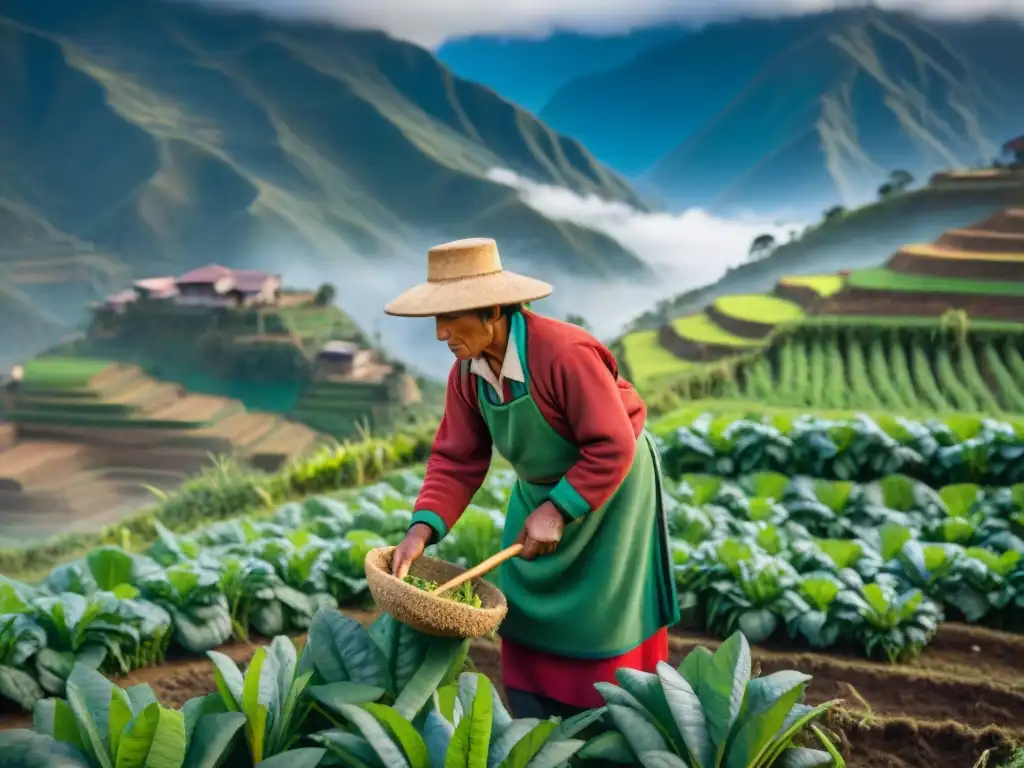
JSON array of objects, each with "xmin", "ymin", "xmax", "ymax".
[{"xmin": 434, "ymin": 543, "xmax": 523, "ymax": 595}]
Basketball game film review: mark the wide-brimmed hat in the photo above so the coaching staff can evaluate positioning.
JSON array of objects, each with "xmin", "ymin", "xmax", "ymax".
[{"xmin": 384, "ymin": 238, "xmax": 553, "ymax": 317}]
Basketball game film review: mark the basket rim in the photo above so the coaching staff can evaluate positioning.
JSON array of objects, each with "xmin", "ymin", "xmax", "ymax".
[{"xmin": 365, "ymin": 546, "xmax": 507, "ymax": 615}]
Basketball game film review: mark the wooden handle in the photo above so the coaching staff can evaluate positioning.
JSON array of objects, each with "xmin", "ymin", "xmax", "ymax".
[{"xmin": 434, "ymin": 543, "xmax": 524, "ymax": 595}]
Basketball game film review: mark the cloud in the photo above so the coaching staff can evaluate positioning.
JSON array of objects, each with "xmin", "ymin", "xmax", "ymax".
[
  {"xmin": 192, "ymin": 0, "xmax": 1023, "ymax": 47},
  {"xmin": 485, "ymin": 167, "xmax": 798, "ymax": 327},
  {"xmin": 250, "ymin": 167, "xmax": 798, "ymax": 379}
]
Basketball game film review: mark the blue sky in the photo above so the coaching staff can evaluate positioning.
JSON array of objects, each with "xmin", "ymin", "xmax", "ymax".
[{"xmin": 193, "ymin": 0, "xmax": 1023, "ymax": 47}]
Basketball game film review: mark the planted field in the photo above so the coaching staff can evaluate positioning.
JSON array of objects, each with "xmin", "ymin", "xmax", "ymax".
[
  {"xmin": 19, "ymin": 357, "xmax": 112, "ymax": 391},
  {"xmin": 3, "ymin": 416, "xmax": 1024, "ymax": 765},
  {"xmin": 846, "ymin": 267, "xmax": 1024, "ymax": 295},
  {"xmin": 777, "ymin": 275, "xmax": 845, "ymax": 297},
  {"xmin": 713, "ymin": 294, "xmax": 806, "ymax": 324},
  {"xmin": 620, "ymin": 329, "xmax": 692, "ymax": 388},
  {"xmin": 657, "ymin": 322, "xmax": 1024, "ymax": 416},
  {"xmin": 669, "ymin": 313, "xmax": 764, "ymax": 347}
]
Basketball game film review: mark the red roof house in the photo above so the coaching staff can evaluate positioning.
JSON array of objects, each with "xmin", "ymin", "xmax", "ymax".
[{"xmin": 174, "ymin": 265, "xmax": 281, "ymax": 306}]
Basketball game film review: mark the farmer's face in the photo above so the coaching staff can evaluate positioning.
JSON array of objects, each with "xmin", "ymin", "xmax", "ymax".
[{"xmin": 435, "ymin": 307, "xmax": 499, "ymax": 360}]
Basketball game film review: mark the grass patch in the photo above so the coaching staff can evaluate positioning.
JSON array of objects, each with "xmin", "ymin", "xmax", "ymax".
[
  {"xmin": 21, "ymin": 357, "xmax": 113, "ymax": 390},
  {"xmin": 671, "ymin": 314, "xmax": 765, "ymax": 347},
  {"xmin": 713, "ymin": 295, "xmax": 806, "ymax": 323},
  {"xmin": 848, "ymin": 268, "xmax": 1024, "ymax": 295},
  {"xmin": 778, "ymin": 274, "xmax": 844, "ymax": 297},
  {"xmin": 621, "ymin": 330, "xmax": 692, "ymax": 388}
]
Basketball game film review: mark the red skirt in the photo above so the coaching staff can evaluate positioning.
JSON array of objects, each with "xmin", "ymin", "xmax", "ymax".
[{"xmin": 500, "ymin": 627, "xmax": 669, "ymax": 709}]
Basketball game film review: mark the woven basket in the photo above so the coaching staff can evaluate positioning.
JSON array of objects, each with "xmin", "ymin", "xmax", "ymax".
[{"xmin": 364, "ymin": 546, "xmax": 509, "ymax": 638}]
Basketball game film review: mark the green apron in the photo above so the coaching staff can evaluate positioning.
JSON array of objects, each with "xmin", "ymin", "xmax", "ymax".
[{"xmin": 477, "ymin": 312, "xmax": 679, "ymax": 659}]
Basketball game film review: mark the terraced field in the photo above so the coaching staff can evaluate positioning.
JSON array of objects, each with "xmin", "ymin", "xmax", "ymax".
[
  {"xmin": 623, "ymin": 205, "xmax": 1024, "ymax": 413},
  {"xmin": 290, "ymin": 379, "xmax": 393, "ymax": 438},
  {"xmin": 0, "ymin": 358, "xmax": 329, "ymax": 536}
]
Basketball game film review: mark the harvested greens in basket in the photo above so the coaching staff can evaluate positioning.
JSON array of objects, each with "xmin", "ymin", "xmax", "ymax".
[{"xmin": 403, "ymin": 575, "xmax": 483, "ymax": 607}]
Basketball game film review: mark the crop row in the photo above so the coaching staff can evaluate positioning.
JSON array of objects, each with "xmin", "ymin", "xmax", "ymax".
[
  {"xmin": 6, "ymin": 453, "xmax": 1024, "ymax": 713},
  {"xmin": 0, "ymin": 611, "xmax": 843, "ymax": 768},
  {"xmin": 659, "ymin": 412, "xmax": 1024, "ymax": 485},
  {"xmin": 730, "ymin": 335, "xmax": 1024, "ymax": 414}
]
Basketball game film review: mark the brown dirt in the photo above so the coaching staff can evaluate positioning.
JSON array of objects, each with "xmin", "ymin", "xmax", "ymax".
[
  {"xmin": 889, "ymin": 245, "xmax": 1024, "ymax": 281},
  {"xmin": 2, "ymin": 614, "xmax": 1020, "ymax": 766},
  {"xmin": 936, "ymin": 228, "xmax": 1024, "ymax": 254},
  {"xmin": 657, "ymin": 322, "xmax": 738, "ymax": 362},
  {"xmin": 818, "ymin": 287, "xmax": 1024, "ymax": 320},
  {"xmin": 773, "ymin": 282, "xmax": 825, "ymax": 310},
  {"xmin": 705, "ymin": 302, "xmax": 775, "ymax": 339}
]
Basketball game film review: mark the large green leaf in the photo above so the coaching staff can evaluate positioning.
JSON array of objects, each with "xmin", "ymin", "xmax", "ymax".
[
  {"xmin": 604, "ymin": 704, "xmax": 668, "ymax": 759},
  {"xmin": 241, "ymin": 648, "xmax": 272, "ymax": 763},
  {"xmin": 34, "ymin": 698, "xmax": 85, "ymax": 752},
  {"xmin": 637, "ymin": 751, "xmax": 690, "ymax": 767},
  {"xmin": 487, "ymin": 719, "xmax": 550, "ymax": 768},
  {"xmin": 206, "ymin": 652, "xmax": 243, "ymax": 712},
  {"xmin": 613, "ymin": 669, "xmax": 681, "ymax": 751},
  {"xmin": 724, "ymin": 671, "xmax": 810, "ymax": 768},
  {"xmin": 87, "ymin": 548, "xmax": 135, "ymax": 592},
  {"xmin": 254, "ymin": 748, "xmax": 327, "ymax": 768},
  {"xmin": 362, "ymin": 702, "xmax": 430, "ymax": 768},
  {"xmin": 337, "ymin": 703, "xmax": 413, "ymax": 768},
  {"xmin": 698, "ymin": 633, "xmax": 749, "ymax": 762},
  {"xmin": 0, "ymin": 730, "xmax": 91, "ymax": 767},
  {"xmin": 774, "ymin": 746, "xmax": 835, "ymax": 767},
  {"xmin": 393, "ymin": 640, "xmax": 470, "ymax": 721},
  {"xmin": 109, "ymin": 688, "xmax": 135, "ymax": 761},
  {"xmin": 656, "ymin": 662, "xmax": 714, "ymax": 768},
  {"xmin": 65, "ymin": 664, "xmax": 116, "ymax": 768},
  {"xmin": 306, "ymin": 611, "xmax": 386, "ymax": 687},
  {"xmin": 183, "ymin": 711, "xmax": 246, "ymax": 768},
  {"xmin": 422, "ymin": 710, "xmax": 455, "ymax": 766},
  {"xmin": 445, "ymin": 675, "xmax": 493, "ymax": 768},
  {"xmin": 576, "ymin": 731, "xmax": 634, "ymax": 763},
  {"xmin": 0, "ymin": 665, "xmax": 43, "ymax": 712}
]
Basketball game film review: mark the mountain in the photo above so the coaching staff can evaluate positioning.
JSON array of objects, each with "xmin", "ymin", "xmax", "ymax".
[
  {"xmin": 436, "ymin": 26, "xmax": 687, "ymax": 114},
  {"xmin": 539, "ymin": 11, "xmax": 1024, "ymax": 214},
  {"xmin": 0, "ymin": 0, "xmax": 649, "ymax": 363}
]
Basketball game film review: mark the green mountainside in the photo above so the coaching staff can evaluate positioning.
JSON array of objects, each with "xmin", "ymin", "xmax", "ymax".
[{"xmin": 0, "ymin": 0, "xmax": 648, "ymax": 362}]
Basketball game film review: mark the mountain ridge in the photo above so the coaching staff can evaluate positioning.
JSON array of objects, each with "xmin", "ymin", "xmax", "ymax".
[
  {"xmin": 537, "ymin": 10, "xmax": 1024, "ymax": 214},
  {"xmin": 0, "ymin": 0, "xmax": 650, "ymax": 362}
]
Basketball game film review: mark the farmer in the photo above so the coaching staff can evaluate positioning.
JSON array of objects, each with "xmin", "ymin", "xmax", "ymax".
[{"xmin": 387, "ymin": 238, "xmax": 679, "ymax": 719}]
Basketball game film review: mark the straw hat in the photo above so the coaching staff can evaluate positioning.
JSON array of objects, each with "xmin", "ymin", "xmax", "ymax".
[{"xmin": 384, "ymin": 238, "xmax": 553, "ymax": 317}]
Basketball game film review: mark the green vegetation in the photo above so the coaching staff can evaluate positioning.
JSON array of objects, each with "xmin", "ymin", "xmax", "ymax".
[
  {"xmin": 712, "ymin": 294, "xmax": 805, "ymax": 323},
  {"xmin": 620, "ymin": 329, "xmax": 692, "ymax": 387},
  {"xmin": 671, "ymin": 314, "xmax": 764, "ymax": 347},
  {"xmin": 779, "ymin": 274, "xmax": 844, "ymax": 296},
  {"xmin": 18, "ymin": 357, "xmax": 110, "ymax": 391},
  {"xmin": 403, "ymin": 575, "xmax": 483, "ymax": 607},
  {"xmin": 848, "ymin": 267, "xmax": 1024, "ymax": 295}
]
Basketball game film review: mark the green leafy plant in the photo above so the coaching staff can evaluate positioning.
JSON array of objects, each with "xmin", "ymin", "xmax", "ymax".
[
  {"xmin": 834, "ymin": 577, "xmax": 941, "ymax": 663},
  {"xmin": 582, "ymin": 631, "xmax": 842, "ymax": 767},
  {"xmin": 314, "ymin": 672, "xmax": 593, "ymax": 767}
]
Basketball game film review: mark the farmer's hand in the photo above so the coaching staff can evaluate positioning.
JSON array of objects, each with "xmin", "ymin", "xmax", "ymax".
[
  {"xmin": 516, "ymin": 501, "xmax": 565, "ymax": 560},
  {"xmin": 392, "ymin": 524, "xmax": 433, "ymax": 579}
]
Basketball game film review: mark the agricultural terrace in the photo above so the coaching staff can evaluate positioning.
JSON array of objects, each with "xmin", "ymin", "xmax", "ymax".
[
  {"xmin": 622, "ymin": 205, "xmax": 1024, "ymax": 411},
  {"xmin": 618, "ymin": 329, "xmax": 691, "ymax": 389},
  {"xmin": 1, "ymin": 413, "xmax": 1024, "ymax": 765},
  {"xmin": 846, "ymin": 267, "xmax": 1024, "ymax": 295},
  {"xmin": 0, "ymin": 358, "xmax": 327, "ymax": 531}
]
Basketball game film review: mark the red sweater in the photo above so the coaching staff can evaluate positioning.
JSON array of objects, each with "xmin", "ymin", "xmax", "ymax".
[{"xmin": 412, "ymin": 311, "xmax": 646, "ymax": 535}]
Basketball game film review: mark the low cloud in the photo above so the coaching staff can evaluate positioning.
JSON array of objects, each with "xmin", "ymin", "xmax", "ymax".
[
  {"xmin": 251, "ymin": 168, "xmax": 799, "ymax": 379},
  {"xmin": 191, "ymin": 0, "xmax": 1023, "ymax": 47}
]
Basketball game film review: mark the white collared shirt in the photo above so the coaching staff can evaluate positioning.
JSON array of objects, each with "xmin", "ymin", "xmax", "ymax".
[{"xmin": 469, "ymin": 331, "xmax": 524, "ymax": 403}]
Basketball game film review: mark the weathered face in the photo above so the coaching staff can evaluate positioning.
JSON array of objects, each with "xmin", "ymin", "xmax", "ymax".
[{"xmin": 435, "ymin": 307, "xmax": 499, "ymax": 360}]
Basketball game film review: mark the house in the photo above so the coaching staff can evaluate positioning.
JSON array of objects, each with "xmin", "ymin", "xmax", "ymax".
[
  {"xmin": 173, "ymin": 265, "xmax": 281, "ymax": 307},
  {"xmin": 100, "ymin": 289, "xmax": 138, "ymax": 313},
  {"xmin": 315, "ymin": 340, "xmax": 374, "ymax": 378},
  {"xmin": 133, "ymin": 277, "xmax": 179, "ymax": 300}
]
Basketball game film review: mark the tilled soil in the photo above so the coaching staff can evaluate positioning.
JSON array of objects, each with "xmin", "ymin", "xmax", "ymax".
[{"xmin": 2, "ymin": 615, "xmax": 1021, "ymax": 767}]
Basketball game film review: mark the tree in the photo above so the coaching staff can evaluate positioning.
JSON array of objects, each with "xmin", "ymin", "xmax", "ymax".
[
  {"xmin": 565, "ymin": 313, "xmax": 591, "ymax": 331},
  {"xmin": 748, "ymin": 234, "xmax": 776, "ymax": 260},
  {"xmin": 313, "ymin": 282, "xmax": 337, "ymax": 306},
  {"xmin": 877, "ymin": 181, "xmax": 895, "ymax": 199},
  {"xmin": 888, "ymin": 169, "xmax": 914, "ymax": 191},
  {"xmin": 823, "ymin": 205, "xmax": 846, "ymax": 221}
]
